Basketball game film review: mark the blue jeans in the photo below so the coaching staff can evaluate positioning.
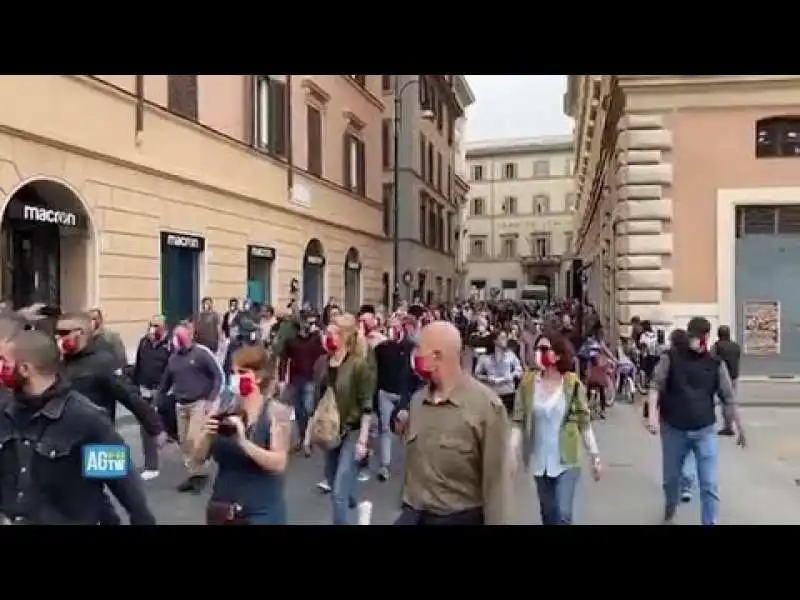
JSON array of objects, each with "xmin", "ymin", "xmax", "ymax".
[
  {"xmin": 660, "ymin": 422, "xmax": 720, "ymax": 525},
  {"xmin": 324, "ymin": 431, "xmax": 361, "ymax": 525},
  {"xmin": 534, "ymin": 468, "xmax": 580, "ymax": 525},
  {"xmin": 681, "ymin": 452, "xmax": 695, "ymax": 495},
  {"xmin": 378, "ymin": 390, "xmax": 400, "ymax": 469},
  {"xmin": 289, "ymin": 381, "xmax": 314, "ymax": 441}
]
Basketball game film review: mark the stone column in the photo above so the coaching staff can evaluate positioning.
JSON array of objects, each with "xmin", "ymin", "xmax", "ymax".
[{"xmin": 614, "ymin": 113, "xmax": 674, "ymax": 329}]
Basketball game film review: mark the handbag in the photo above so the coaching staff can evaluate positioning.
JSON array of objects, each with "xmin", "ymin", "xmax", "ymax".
[{"xmin": 205, "ymin": 500, "xmax": 246, "ymax": 525}]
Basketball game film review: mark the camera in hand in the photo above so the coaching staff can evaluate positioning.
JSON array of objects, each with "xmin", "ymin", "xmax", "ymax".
[{"xmin": 214, "ymin": 410, "xmax": 245, "ymax": 437}]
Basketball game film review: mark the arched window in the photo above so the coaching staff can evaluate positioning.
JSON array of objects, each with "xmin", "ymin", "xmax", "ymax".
[{"xmin": 756, "ymin": 116, "xmax": 800, "ymax": 158}]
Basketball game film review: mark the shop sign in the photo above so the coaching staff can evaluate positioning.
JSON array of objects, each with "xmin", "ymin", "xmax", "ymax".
[
  {"xmin": 305, "ymin": 255, "xmax": 324, "ymax": 266},
  {"xmin": 162, "ymin": 231, "xmax": 205, "ymax": 252},
  {"xmin": 249, "ymin": 245, "xmax": 275, "ymax": 260},
  {"xmin": 22, "ymin": 205, "xmax": 78, "ymax": 227}
]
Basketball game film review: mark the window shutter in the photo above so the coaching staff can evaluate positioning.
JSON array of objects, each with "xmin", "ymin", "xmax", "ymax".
[
  {"xmin": 167, "ymin": 75, "xmax": 198, "ymax": 120},
  {"xmin": 307, "ymin": 105, "xmax": 322, "ymax": 176},
  {"xmin": 356, "ymin": 138, "xmax": 366, "ymax": 196},
  {"xmin": 243, "ymin": 75, "xmax": 255, "ymax": 146},
  {"xmin": 343, "ymin": 133, "xmax": 352, "ymax": 189},
  {"xmin": 269, "ymin": 79, "xmax": 286, "ymax": 156}
]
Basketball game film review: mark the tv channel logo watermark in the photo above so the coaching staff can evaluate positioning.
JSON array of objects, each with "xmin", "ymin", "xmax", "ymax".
[{"xmin": 82, "ymin": 444, "xmax": 129, "ymax": 479}]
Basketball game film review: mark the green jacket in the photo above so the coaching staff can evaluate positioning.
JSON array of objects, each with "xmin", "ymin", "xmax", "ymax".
[
  {"xmin": 512, "ymin": 371, "xmax": 591, "ymax": 469},
  {"xmin": 312, "ymin": 351, "xmax": 377, "ymax": 433}
]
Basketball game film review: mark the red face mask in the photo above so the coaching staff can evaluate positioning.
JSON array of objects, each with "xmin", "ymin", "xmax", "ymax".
[
  {"xmin": 536, "ymin": 347, "xmax": 556, "ymax": 368},
  {"xmin": 58, "ymin": 337, "xmax": 78, "ymax": 356},
  {"xmin": 235, "ymin": 375, "xmax": 256, "ymax": 397},
  {"xmin": 0, "ymin": 359, "xmax": 16, "ymax": 389},
  {"xmin": 412, "ymin": 352, "xmax": 433, "ymax": 381},
  {"xmin": 174, "ymin": 330, "xmax": 191, "ymax": 349},
  {"xmin": 323, "ymin": 334, "xmax": 339, "ymax": 354}
]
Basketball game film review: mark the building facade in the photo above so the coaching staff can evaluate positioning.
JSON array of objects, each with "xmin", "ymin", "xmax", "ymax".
[
  {"xmin": 381, "ymin": 75, "xmax": 474, "ymax": 305},
  {"xmin": 463, "ymin": 136, "xmax": 576, "ymax": 300},
  {"xmin": 565, "ymin": 74, "xmax": 800, "ymax": 376},
  {"xmin": 0, "ymin": 75, "xmax": 386, "ymax": 352}
]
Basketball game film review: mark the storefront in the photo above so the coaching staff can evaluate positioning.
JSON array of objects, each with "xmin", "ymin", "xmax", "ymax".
[
  {"xmin": 161, "ymin": 231, "xmax": 204, "ymax": 326},
  {"xmin": 302, "ymin": 238, "xmax": 326, "ymax": 311},
  {"xmin": 247, "ymin": 244, "xmax": 275, "ymax": 307},
  {"xmin": 0, "ymin": 178, "xmax": 93, "ymax": 310}
]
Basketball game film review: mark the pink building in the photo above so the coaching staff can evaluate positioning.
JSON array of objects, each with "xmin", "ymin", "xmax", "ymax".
[{"xmin": 566, "ymin": 75, "xmax": 800, "ymax": 376}]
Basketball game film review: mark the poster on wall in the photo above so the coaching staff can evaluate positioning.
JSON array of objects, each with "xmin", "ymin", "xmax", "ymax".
[{"xmin": 742, "ymin": 300, "xmax": 780, "ymax": 355}]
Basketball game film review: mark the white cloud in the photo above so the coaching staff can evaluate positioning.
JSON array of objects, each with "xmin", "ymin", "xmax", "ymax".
[{"xmin": 465, "ymin": 75, "xmax": 573, "ymax": 141}]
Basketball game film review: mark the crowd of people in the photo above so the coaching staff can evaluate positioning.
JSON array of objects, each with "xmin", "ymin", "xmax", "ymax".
[{"xmin": 0, "ymin": 293, "xmax": 746, "ymax": 525}]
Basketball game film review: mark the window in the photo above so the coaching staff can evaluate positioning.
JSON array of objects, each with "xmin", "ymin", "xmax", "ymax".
[
  {"xmin": 471, "ymin": 197, "xmax": 485, "ymax": 216},
  {"xmin": 427, "ymin": 142, "xmax": 434, "ymax": 184},
  {"xmin": 252, "ymin": 76, "xmax": 287, "ymax": 156},
  {"xmin": 306, "ymin": 105, "xmax": 323, "ymax": 177},
  {"xmin": 167, "ymin": 75, "xmax": 198, "ymax": 120},
  {"xmin": 564, "ymin": 233, "xmax": 574, "ymax": 253},
  {"xmin": 419, "ymin": 134, "xmax": 427, "ymax": 179},
  {"xmin": 469, "ymin": 236, "xmax": 487, "ymax": 258},
  {"xmin": 501, "ymin": 235, "xmax": 517, "ymax": 259},
  {"xmin": 419, "ymin": 76, "xmax": 429, "ymax": 107},
  {"xmin": 564, "ymin": 159, "xmax": 573, "ymax": 176},
  {"xmin": 472, "ymin": 164, "xmax": 484, "ymax": 181},
  {"xmin": 436, "ymin": 151, "xmax": 443, "ymax": 191},
  {"xmin": 565, "ymin": 192, "xmax": 577, "ymax": 212},
  {"xmin": 503, "ymin": 196, "xmax": 517, "ymax": 215},
  {"xmin": 436, "ymin": 205, "xmax": 445, "ymax": 251},
  {"xmin": 382, "ymin": 184, "xmax": 393, "ymax": 237},
  {"xmin": 447, "ymin": 115, "xmax": 454, "ymax": 146},
  {"xmin": 503, "ymin": 162, "xmax": 517, "ymax": 179},
  {"xmin": 349, "ymin": 75, "xmax": 366, "ymax": 87},
  {"xmin": 756, "ymin": 117, "xmax": 800, "ymax": 158},
  {"xmin": 437, "ymin": 99, "xmax": 444, "ymax": 132},
  {"xmin": 533, "ymin": 160, "xmax": 550, "ymax": 177},
  {"xmin": 446, "ymin": 212, "xmax": 454, "ymax": 254},
  {"xmin": 532, "ymin": 235, "xmax": 549, "ymax": 256},
  {"xmin": 534, "ymin": 194, "xmax": 550, "ymax": 214},
  {"xmin": 343, "ymin": 133, "xmax": 366, "ymax": 195},
  {"xmin": 419, "ymin": 194, "xmax": 428, "ymax": 244},
  {"xmin": 382, "ymin": 75, "xmax": 392, "ymax": 91},
  {"xmin": 446, "ymin": 166, "xmax": 452, "ymax": 199},
  {"xmin": 382, "ymin": 119, "xmax": 391, "ymax": 168},
  {"xmin": 428, "ymin": 202, "xmax": 437, "ymax": 249}
]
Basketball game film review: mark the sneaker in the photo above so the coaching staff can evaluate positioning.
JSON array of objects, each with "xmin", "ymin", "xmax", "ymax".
[
  {"xmin": 681, "ymin": 491, "xmax": 692, "ymax": 503},
  {"xmin": 140, "ymin": 469, "xmax": 160, "ymax": 481},
  {"xmin": 358, "ymin": 471, "xmax": 370, "ymax": 483},
  {"xmin": 176, "ymin": 477, "xmax": 196, "ymax": 493},
  {"xmin": 357, "ymin": 501, "xmax": 373, "ymax": 525},
  {"xmin": 316, "ymin": 480, "xmax": 332, "ymax": 493},
  {"xmin": 377, "ymin": 466, "xmax": 390, "ymax": 482},
  {"xmin": 177, "ymin": 475, "xmax": 207, "ymax": 494}
]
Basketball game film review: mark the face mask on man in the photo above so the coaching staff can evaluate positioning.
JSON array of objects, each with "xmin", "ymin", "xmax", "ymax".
[
  {"xmin": 689, "ymin": 336, "xmax": 708, "ymax": 354},
  {"xmin": 58, "ymin": 336, "xmax": 79, "ymax": 356},
  {"xmin": 173, "ymin": 330, "xmax": 191, "ymax": 350},
  {"xmin": 0, "ymin": 359, "xmax": 18, "ymax": 390}
]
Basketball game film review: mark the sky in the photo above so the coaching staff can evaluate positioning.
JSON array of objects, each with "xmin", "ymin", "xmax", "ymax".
[{"xmin": 464, "ymin": 75, "xmax": 573, "ymax": 142}]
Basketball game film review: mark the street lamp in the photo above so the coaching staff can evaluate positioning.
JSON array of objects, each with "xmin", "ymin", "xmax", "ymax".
[{"xmin": 392, "ymin": 77, "xmax": 435, "ymax": 310}]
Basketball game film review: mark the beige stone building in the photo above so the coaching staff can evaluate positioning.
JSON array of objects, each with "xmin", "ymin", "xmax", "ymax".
[
  {"xmin": 565, "ymin": 75, "xmax": 800, "ymax": 376},
  {"xmin": 0, "ymin": 75, "xmax": 386, "ymax": 353},
  {"xmin": 462, "ymin": 136, "xmax": 576, "ymax": 300}
]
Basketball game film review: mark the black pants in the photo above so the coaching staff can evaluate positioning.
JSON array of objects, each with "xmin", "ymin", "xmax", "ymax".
[
  {"xmin": 394, "ymin": 505, "xmax": 484, "ymax": 525},
  {"xmin": 500, "ymin": 393, "xmax": 515, "ymax": 417},
  {"xmin": 99, "ymin": 492, "xmax": 121, "ymax": 525}
]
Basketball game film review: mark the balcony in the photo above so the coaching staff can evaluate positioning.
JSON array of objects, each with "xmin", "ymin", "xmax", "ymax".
[{"xmin": 519, "ymin": 254, "xmax": 563, "ymax": 268}]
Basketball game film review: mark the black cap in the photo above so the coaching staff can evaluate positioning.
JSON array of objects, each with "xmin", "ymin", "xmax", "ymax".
[{"xmin": 686, "ymin": 316, "xmax": 711, "ymax": 338}]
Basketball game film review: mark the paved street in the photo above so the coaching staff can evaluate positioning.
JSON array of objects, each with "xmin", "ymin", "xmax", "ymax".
[{"xmin": 116, "ymin": 401, "xmax": 800, "ymax": 525}]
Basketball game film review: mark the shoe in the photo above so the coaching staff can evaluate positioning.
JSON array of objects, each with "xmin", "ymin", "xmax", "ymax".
[
  {"xmin": 377, "ymin": 467, "xmax": 390, "ymax": 482},
  {"xmin": 358, "ymin": 471, "xmax": 370, "ymax": 483},
  {"xmin": 357, "ymin": 501, "xmax": 373, "ymax": 525},
  {"xmin": 140, "ymin": 469, "xmax": 160, "ymax": 481},
  {"xmin": 189, "ymin": 475, "xmax": 208, "ymax": 495},
  {"xmin": 718, "ymin": 427, "xmax": 735, "ymax": 437},
  {"xmin": 316, "ymin": 480, "xmax": 332, "ymax": 493},
  {"xmin": 176, "ymin": 477, "xmax": 195, "ymax": 493},
  {"xmin": 681, "ymin": 491, "xmax": 692, "ymax": 503}
]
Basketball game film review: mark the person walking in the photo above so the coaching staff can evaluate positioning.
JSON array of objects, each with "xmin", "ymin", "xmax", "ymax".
[
  {"xmin": 711, "ymin": 325, "xmax": 741, "ymax": 437},
  {"xmin": 645, "ymin": 316, "xmax": 747, "ymax": 525}
]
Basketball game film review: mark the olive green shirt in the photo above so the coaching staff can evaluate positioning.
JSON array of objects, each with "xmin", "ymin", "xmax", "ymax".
[
  {"xmin": 312, "ymin": 351, "xmax": 376, "ymax": 431},
  {"xmin": 401, "ymin": 376, "xmax": 512, "ymax": 525}
]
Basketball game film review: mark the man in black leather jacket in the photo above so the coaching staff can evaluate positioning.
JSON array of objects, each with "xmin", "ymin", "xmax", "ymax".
[
  {"xmin": 56, "ymin": 313, "xmax": 162, "ymax": 437},
  {"xmin": 0, "ymin": 329, "xmax": 156, "ymax": 524}
]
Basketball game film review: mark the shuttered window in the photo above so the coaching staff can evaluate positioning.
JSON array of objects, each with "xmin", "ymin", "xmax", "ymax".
[
  {"xmin": 382, "ymin": 119, "xmax": 391, "ymax": 168},
  {"xmin": 306, "ymin": 105, "xmax": 323, "ymax": 177},
  {"xmin": 167, "ymin": 75, "xmax": 198, "ymax": 120},
  {"xmin": 253, "ymin": 76, "xmax": 286, "ymax": 156},
  {"xmin": 342, "ymin": 134, "xmax": 366, "ymax": 196}
]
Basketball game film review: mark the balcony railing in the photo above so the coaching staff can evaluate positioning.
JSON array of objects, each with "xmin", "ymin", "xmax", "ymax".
[{"xmin": 519, "ymin": 253, "xmax": 562, "ymax": 268}]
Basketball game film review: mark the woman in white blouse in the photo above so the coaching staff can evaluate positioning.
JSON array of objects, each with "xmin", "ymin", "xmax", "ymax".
[{"xmin": 511, "ymin": 330, "xmax": 603, "ymax": 525}]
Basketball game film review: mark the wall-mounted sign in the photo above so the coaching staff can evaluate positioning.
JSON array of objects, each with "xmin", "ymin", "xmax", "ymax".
[
  {"xmin": 402, "ymin": 270, "xmax": 413, "ymax": 286},
  {"xmin": 5, "ymin": 199, "xmax": 82, "ymax": 228},
  {"xmin": 305, "ymin": 255, "xmax": 325, "ymax": 266},
  {"xmin": 161, "ymin": 231, "xmax": 205, "ymax": 252},
  {"xmin": 248, "ymin": 245, "xmax": 275, "ymax": 260},
  {"xmin": 347, "ymin": 261, "xmax": 361, "ymax": 271},
  {"xmin": 743, "ymin": 300, "xmax": 780, "ymax": 356}
]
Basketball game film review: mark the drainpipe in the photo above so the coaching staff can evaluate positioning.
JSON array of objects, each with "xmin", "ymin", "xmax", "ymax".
[
  {"xmin": 134, "ymin": 75, "xmax": 144, "ymax": 143},
  {"xmin": 285, "ymin": 75, "xmax": 294, "ymax": 194}
]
